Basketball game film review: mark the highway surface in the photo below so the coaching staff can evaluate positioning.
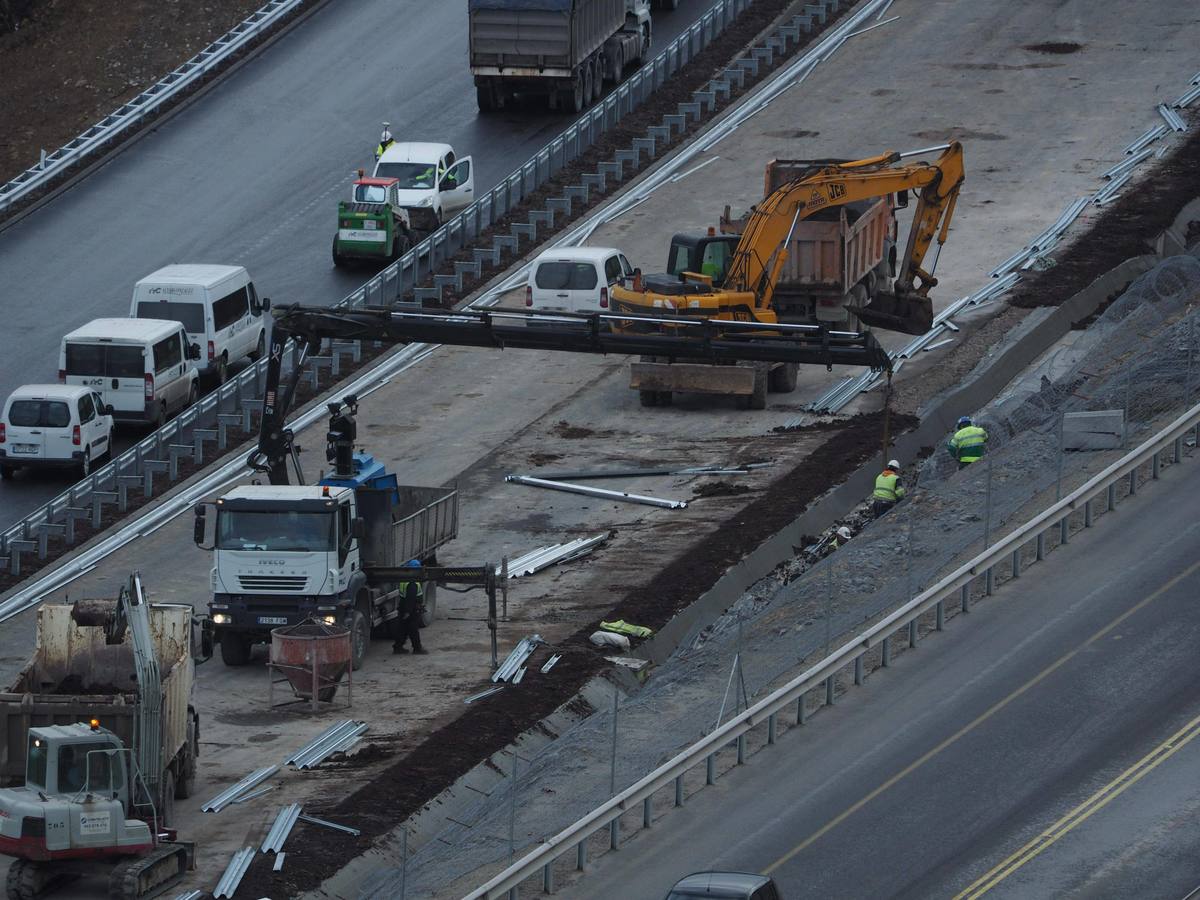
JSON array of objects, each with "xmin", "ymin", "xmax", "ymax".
[
  {"xmin": 0, "ymin": 0, "xmax": 711, "ymax": 522},
  {"xmin": 566, "ymin": 460, "xmax": 1200, "ymax": 899}
]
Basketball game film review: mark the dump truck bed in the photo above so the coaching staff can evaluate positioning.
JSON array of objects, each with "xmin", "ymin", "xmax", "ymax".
[
  {"xmin": 0, "ymin": 604, "xmax": 194, "ymax": 785},
  {"xmin": 468, "ymin": 0, "xmax": 626, "ymax": 75}
]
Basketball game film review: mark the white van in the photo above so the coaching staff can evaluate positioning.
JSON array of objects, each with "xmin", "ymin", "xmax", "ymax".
[
  {"xmin": 60, "ymin": 319, "xmax": 200, "ymax": 428},
  {"xmin": 373, "ymin": 142, "xmax": 474, "ymax": 230},
  {"xmin": 0, "ymin": 384, "xmax": 114, "ymax": 479},
  {"xmin": 131, "ymin": 264, "xmax": 265, "ymax": 383},
  {"xmin": 527, "ymin": 247, "xmax": 634, "ymax": 313}
]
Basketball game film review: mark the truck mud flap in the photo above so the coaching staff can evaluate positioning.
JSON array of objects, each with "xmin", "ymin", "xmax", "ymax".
[
  {"xmin": 630, "ymin": 362, "xmax": 755, "ymax": 397},
  {"xmin": 851, "ymin": 291, "xmax": 934, "ymax": 336}
]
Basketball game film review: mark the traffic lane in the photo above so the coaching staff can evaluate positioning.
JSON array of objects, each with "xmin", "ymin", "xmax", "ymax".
[
  {"xmin": 564, "ymin": 461, "xmax": 1200, "ymax": 900},
  {"xmin": 0, "ymin": 0, "xmax": 712, "ymax": 388},
  {"xmin": 0, "ymin": 1, "xmax": 712, "ymax": 523}
]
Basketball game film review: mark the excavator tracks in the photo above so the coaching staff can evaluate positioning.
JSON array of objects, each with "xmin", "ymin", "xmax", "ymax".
[
  {"xmin": 109, "ymin": 845, "xmax": 189, "ymax": 900},
  {"xmin": 4, "ymin": 860, "xmax": 74, "ymax": 900}
]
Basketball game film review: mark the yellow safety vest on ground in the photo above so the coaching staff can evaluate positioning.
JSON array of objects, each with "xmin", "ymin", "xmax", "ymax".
[
  {"xmin": 873, "ymin": 470, "xmax": 905, "ymax": 502},
  {"xmin": 949, "ymin": 425, "xmax": 988, "ymax": 463},
  {"xmin": 600, "ymin": 620, "xmax": 652, "ymax": 639}
]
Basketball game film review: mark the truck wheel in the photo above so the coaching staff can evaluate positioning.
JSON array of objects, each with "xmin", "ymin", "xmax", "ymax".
[
  {"xmin": 639, "ymin": 390, "xmax": 658, "ymax": 407},
  {"xmin": 583, "ymin": 58, "xmax": 596, "ymax": 105},
  {"xmin": 219, "ymin": 632, "xmax": 252, "ymax": 666},
  {"xmin": 563, "ymin": 72, "xmax": 585, "ymax": 114},
  {"xmin": 419, "ymin": 582, "xmax": 438, "ymax": 628},
  {"xmin": 476, "ymin": 84, "xmax": 496, "ymax": 113},
  {"xmin": 176, "ymin": 718, "xmax": 198, "ymax": 799},
  {"xmin": 216, "ymin": 354, "xmax": 229, "ymax": 385},
  {"xmin": 768, "ymin": 362, "xmax": 799, "ymax": 393},
  {"xmin": 249, "ymin": 331, "xmax": 265, "ymax": 362},
  {"xmin": 350, "ymin": 609, "xmax": 370, "ymax": 670},
  {"xmin": 78, "ymin": 449, "xmax": 91, "ymax": 479},
  {"xmin": 332, "ymin": 235, "xmax": 346, "ymax": 268},
  {"xmin": 611, "ymin": 46, "xmax": 624, "ymax": 84}
]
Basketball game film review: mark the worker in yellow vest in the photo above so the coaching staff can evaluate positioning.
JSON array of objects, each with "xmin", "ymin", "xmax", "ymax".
[
  {"xmin": 872, "ymin": 459, "xmax": 906, "ymax": 519},
  {"xmin": 392, "ymin": 559, "xmax": 427, "ymax": 655},
  {"xmin": 948, "ymin": 415, "xmax": 988, "ymax": 468}
]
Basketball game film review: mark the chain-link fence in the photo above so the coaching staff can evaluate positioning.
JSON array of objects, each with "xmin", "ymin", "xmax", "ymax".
[{"xmin": 359, "ymin": 255, "xmax": 1200, "ymax": 899}]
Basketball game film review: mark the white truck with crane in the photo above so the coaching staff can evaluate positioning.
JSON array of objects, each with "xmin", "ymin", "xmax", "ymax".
[
  {"xmin": 0, "ymin": 574, "xmax": 210, "ymax": 900},
  {"xmin": 195, "ymin": 394, "xmax": 459, "ymax": 669}
]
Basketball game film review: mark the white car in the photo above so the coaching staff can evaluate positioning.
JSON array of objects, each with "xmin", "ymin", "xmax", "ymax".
[
  {"xmin": 373, "ymin": 142, "xmax": 474, "ymax": 230},
  {"xmin": 0, "ymin": 384, "xmax": 114, "ymax": 479},
  {"xmin": 527, "ymin": 246, "xmax": 634, "ymax": 313}
]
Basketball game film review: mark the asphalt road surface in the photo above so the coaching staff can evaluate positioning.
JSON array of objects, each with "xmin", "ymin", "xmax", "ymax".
[
  {"xmin": 566, "ymin": 458, "xmax": 1200, "ymax": 900},
  {"xmin": 0, "ymin": 0, "xmax": 710, "ymax": 523}
]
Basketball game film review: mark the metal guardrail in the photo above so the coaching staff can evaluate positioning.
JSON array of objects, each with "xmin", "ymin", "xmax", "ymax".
[
  {"xmin": 0, "ymin": 0, "xmax": 760, "ymax": 583},
  {"xmin": 0, "ymin": 0, "xmax": 306, "ymax": 216},
  {"xmin": 464, "ymin": 399, "xmax": 1200, "ymax": 898}
]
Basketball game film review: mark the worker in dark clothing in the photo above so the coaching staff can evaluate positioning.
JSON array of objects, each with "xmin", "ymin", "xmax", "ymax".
[{"xmin": 392, "ymin": 559, "xmax": 427, "ymax": 655}]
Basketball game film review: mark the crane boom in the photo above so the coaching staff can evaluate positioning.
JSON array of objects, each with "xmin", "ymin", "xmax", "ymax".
[{"xmin": 250, "ymin": 304, "xmax": 891, "ymax": 484}]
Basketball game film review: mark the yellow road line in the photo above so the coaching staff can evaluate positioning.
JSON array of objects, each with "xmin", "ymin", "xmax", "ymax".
[
  {"xmin": 762, "ymin": 557, "xmax": 1200, "ymax": 877},
  {"xmin": 954, "ymin": 711, "xmax": 1200, "ymax": 898}
]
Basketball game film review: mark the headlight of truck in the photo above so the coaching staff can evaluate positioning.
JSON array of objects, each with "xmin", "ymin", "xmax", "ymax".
[
  {"xmin": 321, "ymin": 615, "xmax": 337, "ymax": 626},
  {"xmin": 417, "ymin": 196, "xmax": 434, "ymax": 207},
  {"xmin": 212, "ymin": 613, "xmax": 231, "ymax": 625}
]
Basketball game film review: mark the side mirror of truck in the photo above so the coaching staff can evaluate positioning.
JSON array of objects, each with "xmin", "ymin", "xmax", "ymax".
[
  {"xmin": 188, "ymin": 343, "xmax": 202, "ymax": 361},
  {"xmin": 351, "ymin": 517, "xmax": 366, "ymax": 540},
  {"xmin": 261, "ymin": 296, "xmax": 271, "ymax": 312},
  {"xmin": 194, "ymin": 616, "xmax": 215, "ymax": 663},
  {"xmin": 193, "ymin": 504, "xmax": 214, "ymax": 550}
]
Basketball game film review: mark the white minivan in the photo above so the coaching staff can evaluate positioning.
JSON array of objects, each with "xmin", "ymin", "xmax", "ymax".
[
  {"xmin": 131, "ymin": 264, "xmax": 265, "ymax": 383},
  {"xmin": 527, "ymin": 247, "xmax": 634, "ymax": 313},
  {"xmin": 60, "ymin": 318, "xmax": 200, "ymax": 428},
  {"xmin": 373, "ymin": 142, "xmax": 474, "ymax": 230},
  {"xmin": 0, "ymin": 384, "xmax": 114, "ymax": 479}
]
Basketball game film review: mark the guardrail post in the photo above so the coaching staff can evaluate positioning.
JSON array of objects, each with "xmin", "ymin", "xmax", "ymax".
[
  {"xmin": 1107, "ymin": 482, "xmax": 1117, "ymax": 511},
  {"xmin": 936, "ymin": 600, "xmax": 944, "ymax": 631},
  {"xmin": 880, "ymin": 637, "xmax": 891, "ymax": 667},
  {"xmin": 576, "ymin": 840, "xmax": 587, "ymax": 871},
  {"xmin": 1036, "ymin": 532, "xmax": 1046, "ymax": 561},
  {"xmin": 543, "ymin": 862, "xmax": 555, "ymax": 894},
  {"xmin": 1011, "ymin": 548, "xmax": 1021, "ymax": 578},
  {"xmin": 985, "ymin": 567, "xmax": 994, "ymax": 596},
  {"xmin": 825, "ymin": 676, "xmax": 836, "ymax": 705},
  {"xmin": 1084, "ymin": 499, "xmax": 1094, "ymax": 528},
  {"xmin": 609, "ymin": 819, "xmax": 619, "ymax": 851},
  {"xmin": 1175, "ymin": 437, "xmax": 1184, "ymax": 464},
  {"xmin": 798, "ymin": 692, "xmax": 807, "ymax": 725},
  {"xmin": 908, "ymin": 619, "xmax": 918, "ymax": 648},
  {"xmin": 675, "ymin": 774, "xmax": 684, "ymax": 806},
  {"xmin": 1060, "ymin": 516, "xmax": 1069, "ymax": 545},
  {"xmin": 706, "ymin": 753, "xmax": 715, "ymax": 785},
  {"xmin": 961, "ymin": 583, "xmax": 971, "ymax": 613},
  {"xmin": 1129, "ymin": 468, "xmax": 1138, "ymax": 495},
  {"xmin": 643, "ymin": 796, "xmax": 652, "ymax": 829},
  {"xmin": 736, "ymin": 734, "xmax": 746, "ymax": 764},
  {"xmin": 854, "ymin": 655, "xmax": 863, "ymax": 685},
  {"xmin": 768, "ymin": 713, "xmax": 777, "ymax": 744},
  {"xmin": 1152, "ymin": 450, "xmax": 1161, "ymax": 479}
]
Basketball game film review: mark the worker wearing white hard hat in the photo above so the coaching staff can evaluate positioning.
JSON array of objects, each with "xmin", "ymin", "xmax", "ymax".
[
  {"xmin": 871, "ymin": 459, "xmax": 906, "ymax": 519},
  {"xmin": 375, "ymin": 121, "xmax": 395, "ymax": 160}
]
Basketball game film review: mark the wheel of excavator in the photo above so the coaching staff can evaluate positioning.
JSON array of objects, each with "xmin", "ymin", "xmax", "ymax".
[{"xmin": 109, "ymin": 845, "xmax": 188, "ymax": 900}]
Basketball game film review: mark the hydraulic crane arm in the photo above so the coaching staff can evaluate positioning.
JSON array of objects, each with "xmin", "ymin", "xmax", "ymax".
[
  {"xmin": 248, "ymin": 305, "xmax": 892, "ymax": 484},
  {"xmin": 725, "ymin": 142, "xmax": 965, "ymax": 333}
]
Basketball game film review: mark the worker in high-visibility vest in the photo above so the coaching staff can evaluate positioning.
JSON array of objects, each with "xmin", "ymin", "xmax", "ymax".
[
  {"xmin": 948, "ymin": 415, "xmax": 989, "ymax": 468},
  {"xmin": 872, "ymin": 459, "xmax": 906, "ymax": 519},
  {"xmin": 375, "ymin": 122, "xmax": 395, "ymax": 160},
  {"xmin": 392, "ymin": 558, "xmax": 428, "ymax": 655}
]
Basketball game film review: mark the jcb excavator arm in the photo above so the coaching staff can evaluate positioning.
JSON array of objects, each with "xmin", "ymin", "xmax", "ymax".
[{"xmin": 726, "ymin": 141, "xmax": 965, "ymax": 334}]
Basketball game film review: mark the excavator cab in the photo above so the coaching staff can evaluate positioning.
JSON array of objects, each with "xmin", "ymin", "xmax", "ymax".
[{"xmin": 665, "ymin": 232, "xmax": 739, "ymax": 287}]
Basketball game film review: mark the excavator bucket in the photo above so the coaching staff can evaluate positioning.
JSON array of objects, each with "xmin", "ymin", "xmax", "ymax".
[{"xmin": 850, "ymin": 290, "xmax": 933, "ymax": 336}]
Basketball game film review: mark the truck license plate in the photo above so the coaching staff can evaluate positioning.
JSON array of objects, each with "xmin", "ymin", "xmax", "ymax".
[
  {"xmin": 11, "ymin": 444, "xmax": 37, "ymax": 454},
  {"xmin": 258, "ymin": 616, "xmax": 287, "ymax": 625}
]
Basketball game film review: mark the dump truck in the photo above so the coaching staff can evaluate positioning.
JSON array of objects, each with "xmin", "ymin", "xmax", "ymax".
[
  {"xmin": 0, "ymin": 582, "xmax": 205, "ymax": 833},
  {"xmin": 470, "ymin": 0, "xmax": 652, "ymax": 113},
  {"xmin": 614, "ymin": 145, "xmax": 966, "ymax": 407},
  {"xmin": 195, "ymin": 398, "xmax": 459, "ymax": 669}
]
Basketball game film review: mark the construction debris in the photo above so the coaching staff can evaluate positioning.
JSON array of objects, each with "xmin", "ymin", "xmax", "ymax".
[
  {"xmin": 498, "ymin": 534, "xmax": 607, "ymax": 578},
  {"xmin": 540, "ymin": 654, "xmax": 562, "ymax": 674},
  {"xmin": 492, "ymin": 635, "xmax": 543, "ymax": 683},
  {"xmin": 599, "ymin": 619, "xmax": 653, "ymax": 638},
  {"xmin": 605, "ymin": 656, "xmax": 650, "ymax": 672},
  {"xmin": 299, "ymin": 813, "xmax": 361, "ymax": 836},
  {"xmin": 202, "ymin": 766, "xmax": 280, "ymax": 813},
  {"xmin": 465, "ymin": 685, "xmax": 505, "ymax": 704},
  {"xmin": 505, "ymin": 475, "xmax": 687, "ymax": 509},
  {"xmin": 284, "ymin": 719, "xmax": 370, "ymax": 769}
]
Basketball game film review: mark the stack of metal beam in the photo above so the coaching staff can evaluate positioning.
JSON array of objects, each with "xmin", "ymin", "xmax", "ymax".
[
  {"xmin": 284, "ymin": 720, "xmax": 370, "ymax": 770},
  {"xmin": 492, "ymin": 635, "xmax": 543, "ymax": 683}
]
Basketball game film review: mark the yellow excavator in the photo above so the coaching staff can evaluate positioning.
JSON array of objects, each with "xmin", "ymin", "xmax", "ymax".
[{"xmin": 609, "ymin": 142, "xmax": 965, "ymax": 406}]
